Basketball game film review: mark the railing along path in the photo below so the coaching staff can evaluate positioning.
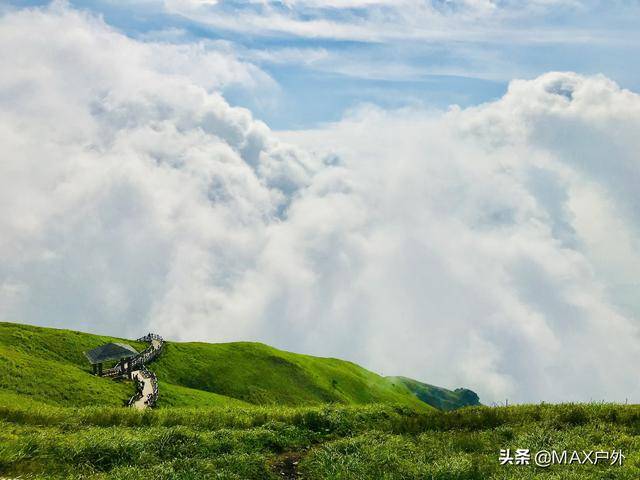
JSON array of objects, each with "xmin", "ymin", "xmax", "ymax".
[{"xmin": 104, "ymin": 333, "xmax": 164, "ymax": 409}]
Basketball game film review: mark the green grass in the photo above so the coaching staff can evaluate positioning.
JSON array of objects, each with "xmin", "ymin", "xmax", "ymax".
[
  {"xmin": 152, "ymin": 340, "xmax": 430, "ymax": 409},
  {"xmin": 0, "ymin": 401, "xmax": 639, "ymax": 479},
  {"xmin": 0, "ymin": 323, "xmax": 149, "ymax": 407},
  {"xmin": 388, "ymin": 376, "xmax": 481, "ymax": 411},
  {"xmin": 0, "ymin": 321, "xmax": 451, "ymax": 410},
  {"xmin": 158, "ymin": 382, "xmax": 249, "ymax": 408},
  {"xmin": 1, "ymin": 322, "xmax": 639, "ymax": 479}
]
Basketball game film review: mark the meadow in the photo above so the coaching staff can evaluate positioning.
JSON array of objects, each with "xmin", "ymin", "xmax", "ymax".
[
  {"xmin": 0, "ymin": 322, "xmax": 475, "ymax": 411},
  {"xmin": 1, "ymin": 397, "xmax": 640, "ymax": 479},
  {"xmin": 1, "ymin": 322, "xmax": 638, "ymax": 478}
]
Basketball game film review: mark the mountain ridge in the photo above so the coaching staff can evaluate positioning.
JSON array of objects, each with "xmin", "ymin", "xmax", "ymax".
[{"xmin": 0, "ymin": 321, "xmax": 479, "ymax": 410}]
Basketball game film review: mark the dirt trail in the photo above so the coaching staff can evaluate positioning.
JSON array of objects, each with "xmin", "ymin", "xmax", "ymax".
[{"xmin": 271, "ymin": 451, "xmax": 306, "ymax": 479}]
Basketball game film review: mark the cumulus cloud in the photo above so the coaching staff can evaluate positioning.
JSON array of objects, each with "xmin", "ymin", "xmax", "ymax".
[
  {"xmin": 0, "ymin": 4, "xmax": 318, "ymax": 337},
  {"xmin": 1, "ymin": 4, "xmax": 639, "ymax": 403},
  {"xmin": 279, "ymin": 74, "xmax": 640, "ymax": 403}
]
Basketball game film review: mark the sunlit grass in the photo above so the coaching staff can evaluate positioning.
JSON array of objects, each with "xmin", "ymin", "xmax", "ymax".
[{"xmin": 1, "ymin": 400, "xmax": 640, "ymax": 478}]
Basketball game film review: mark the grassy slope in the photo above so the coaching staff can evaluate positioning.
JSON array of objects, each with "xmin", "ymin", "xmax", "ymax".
[
  {"xmin": 1, "ymin": 401, "xmax": 639, "ymax": 479},
  {"xmin": 0, "ymin": 322, "xmax": 246, "ymax": 408},
  {"xmin": 0, "ymin": 322, "xmax": 429, "ymax": 410},
  {"xmin": 2, "ymin": 322, "xmax": 637, "ymax": 479},
  {"xmin": 0, "ymin": 322, "xmax": 146, "ymax": 407},
  {"xmin": 388, "ymin": 376, "xmax": 481, "ymax": 410},
  {"xmin": 153, "ymin": 341, "xmax": 429, "ymax": 409}
]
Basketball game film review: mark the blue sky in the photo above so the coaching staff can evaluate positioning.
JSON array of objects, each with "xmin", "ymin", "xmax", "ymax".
[{"xmin": 7, "ymin": 0, "xmax": 640, "ymax": 128}]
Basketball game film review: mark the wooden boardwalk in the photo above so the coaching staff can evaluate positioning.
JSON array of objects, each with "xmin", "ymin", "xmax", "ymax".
[
  {"xmin": 131, "ymin": 369, "xmax": 155, "ymax": 409},
  {"xmin": 122, "ymin": 334, "xmax": 164, "ymax": 409}
]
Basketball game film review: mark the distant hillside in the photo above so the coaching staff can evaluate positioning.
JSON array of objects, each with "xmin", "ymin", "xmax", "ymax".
[
  {"xmin": 0, "ymin": 322, "xmax": 477, "ymax": 410},
  {"xmin": 388, "ymin": 376, "xmax": 481, "ymax": 410}
]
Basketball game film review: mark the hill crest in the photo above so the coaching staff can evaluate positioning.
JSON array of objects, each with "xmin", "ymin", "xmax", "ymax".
[{"xmin": 0, "ymin": 321, "xmax": 479, "ymax": 410}]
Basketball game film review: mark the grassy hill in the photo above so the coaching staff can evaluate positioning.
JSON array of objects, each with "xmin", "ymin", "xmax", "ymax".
[
  {"xmin": 153, "ymin": 340, "xmax": 428, "ymax": 408},
  {"xmin": 0, "ymin": 321, "xmax": 472, "ymax": 410},
  {"xmin": 1, "ymin": 322, "xmax": 639, "ymax": 479},
  {"xmin": 388, "ymin": 376, "xmax": 481, "ymax": 411}
]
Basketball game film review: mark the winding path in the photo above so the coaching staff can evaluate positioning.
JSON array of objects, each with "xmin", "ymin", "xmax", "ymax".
[
  {"xmin": 131, "ymin": 369, "xmax": 155, "ymax": 410},
  {"xmin": 108, "ymin": 334, "xmax": 164, "ymax": 409}
]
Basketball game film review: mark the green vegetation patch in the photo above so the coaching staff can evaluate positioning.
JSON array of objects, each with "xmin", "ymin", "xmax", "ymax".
[
  {"xmin": 0, "ymin": 322, "xmax": 434, "ymax": 410},
  {"xmin": 1, "ymin": 402, "xmax": 640, "ymax": 479},
  {"xmin": 152, "ymin": 341, "xmax": 430, "ymax": 409},
  {"xmin": 388, "ymin": 375, "xmax": 481, "ymax": 410}
]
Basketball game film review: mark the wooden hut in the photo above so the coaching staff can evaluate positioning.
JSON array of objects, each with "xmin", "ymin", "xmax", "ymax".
[{"xmin": 84, "ymin": 342, "xmax": 138, "ymax": 377}]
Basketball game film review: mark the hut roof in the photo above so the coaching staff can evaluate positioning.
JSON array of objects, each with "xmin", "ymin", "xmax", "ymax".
[{"xmin": 84, "ymin": 342, "xmax": 138, "ymax": 364}]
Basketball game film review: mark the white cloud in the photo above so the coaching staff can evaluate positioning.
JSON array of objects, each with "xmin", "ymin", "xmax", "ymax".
[
  {"xmin": 163, "ymin": 0, "xmax": 627, "ymax": 45},
  {"xmin": 278, "ymin": 74, "xmax": 640, "ymax": 403},
  {"xmin": 161, "ymin": 0, "xmax": 639, "ymax": 86},
  {"xmin": 0, "ymin": 4, "xmax": 318, "ymax": 336},
  {"xmin": 1, "ymin": 5, "xmax": 639, "ymax": 403}
]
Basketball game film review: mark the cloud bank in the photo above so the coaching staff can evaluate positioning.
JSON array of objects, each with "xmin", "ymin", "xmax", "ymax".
[{"xmin": 1, "ymin": 4, "xmax": 639, "ymax": 403}]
